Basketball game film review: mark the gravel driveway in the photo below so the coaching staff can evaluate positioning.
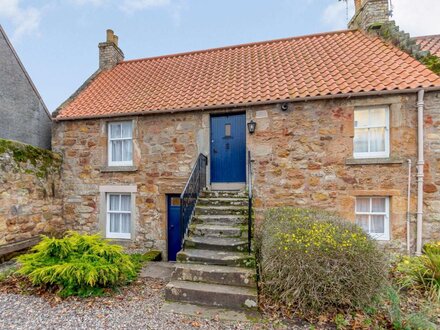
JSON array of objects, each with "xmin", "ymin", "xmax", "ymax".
[{"xmin": 0, "ymin": 277, "xmax": 290, "ymax": 330}]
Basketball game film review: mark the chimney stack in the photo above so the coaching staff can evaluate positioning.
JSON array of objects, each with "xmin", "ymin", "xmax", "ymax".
[
  {"xmin": 99, "ymin": 29, "xmax": 124, "ymax": 71},
  {"xmin": 348, "ymin": 0, "xmax": 390, "ymax": 31}
]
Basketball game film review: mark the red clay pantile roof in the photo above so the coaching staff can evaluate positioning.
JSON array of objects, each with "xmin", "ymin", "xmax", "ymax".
[
  {"xmin": 415, "ymin": 34, "xmax": 440, "ymax": 57},
  {"xmin": 56, "ymin": 30, "xmax": 440, "ymax": 120}
]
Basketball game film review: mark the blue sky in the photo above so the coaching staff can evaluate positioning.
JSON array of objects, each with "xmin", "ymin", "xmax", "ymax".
[{"xmin": 1, "ymin": 0, "xmax": 439, "ymax": 112}]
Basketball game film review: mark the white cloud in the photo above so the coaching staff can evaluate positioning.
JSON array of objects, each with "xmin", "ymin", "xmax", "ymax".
[
  {"xmin": 120, "ymin": 0, "xmax": 171, "ymax": 13},
  {"xmin": 392, "ymin": 0, "xmax": 440, "ymax": 36},
  {"xmin": 321, "ymin": 0, "xmax": 440, "ymax": 36},
  {"xmin": 0, "ymin": 0, "xmax": 42, "ymax": 40}
]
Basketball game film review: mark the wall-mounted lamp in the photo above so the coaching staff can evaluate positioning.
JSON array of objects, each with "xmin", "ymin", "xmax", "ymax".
[{"xmin": 247, "ymin": 120, "xmax": 256, "ymax": 134}]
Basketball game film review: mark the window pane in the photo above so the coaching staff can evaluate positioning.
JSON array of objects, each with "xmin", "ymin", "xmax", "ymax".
[
  {"xmin": 121, "ymin": 195, "xmax": 131, "ymax": 211},
  {"xmin": 112, "ymin": 140, "xmax": 123, "ymax": 161},
  {"xmin": 110, "ymin": 213, "xmax": 120, "ymax": 233},
  {"xmin": 354, "ymin": 128, "xmax": 369, "ymax": 153},
  {"xmin": 356, "ymin": 215, "xmax": 369, "ymax": 232},
  {"xmin": 171, "ymin": 197, "xmax": 180, "ymax": 206},
  {"xmin": 121, "ymin": 214, "xmax": 131, "ymax": 233},
  {"xmin": 225, "ymin": 124, "xmax": 231, "ymax": 137},
  {"xmin": 121, "ymin": 122, "xmax": 132, "ymax": 138},
  {"xmin": 110, "ymin": 123, "xmax": 121, "ymax": 139},
  {"xmin": 369, "ymin": 127, "xmax": 386, "ymax": 152},
  {"xmin": 371, "ymin": 215, "xmax": 385, "ymax": 234},
  {"xmin": 372, "ymin": 198, "xmax": 386, "ymax": 213},
  {"xmin": 354, "ymin": 110, "xmax": 369, "ymax": 128},
  {"xmin": 356, "ymin": 198, "xmax": 370, "ymax": 212},
  {"xmin": 369, "ymin": 108, "xmax": 386, "ymax": 127},
  {"xmin": 122, "ymin": 140, "xmax": 132, "ymax": 162},
  {"xmin": 109, "ymin": 195, "xmax": 120, "ymax": 211}
]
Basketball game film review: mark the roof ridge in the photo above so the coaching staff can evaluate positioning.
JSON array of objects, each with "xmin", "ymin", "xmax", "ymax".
[
  {"xmin": 414, "ymin": 34, "xmax": 440, "ymax": 39},
  {"xmin": 120, "ymin": 29, "xmax": 356, "ymax": 65}
]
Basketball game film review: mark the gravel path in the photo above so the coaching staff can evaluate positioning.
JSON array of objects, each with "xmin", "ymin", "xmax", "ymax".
[{"xmin": 0, "ymin": 277, "xmax": 294, "ymax": 330}]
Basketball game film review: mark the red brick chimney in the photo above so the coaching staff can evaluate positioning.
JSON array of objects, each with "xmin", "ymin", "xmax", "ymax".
[
  {"xmin": 348, "ymin": 0, "xmax": 390, "ymax": 31},
  {"xmin": 99, "ymin": 29, "xmax": 124, "ymax": 71}
]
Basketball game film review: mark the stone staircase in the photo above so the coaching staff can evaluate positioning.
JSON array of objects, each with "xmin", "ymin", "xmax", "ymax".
[{"xmin": 164, "ymin": 190, "xmax": 258, "ymax": 310}]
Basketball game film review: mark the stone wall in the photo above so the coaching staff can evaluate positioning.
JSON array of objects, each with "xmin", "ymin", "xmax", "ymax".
[
  {"xmin": 53, "ymin": 91, "xmax": 440, "ymax": 256},
  {"xmin": 0, "ymin": 139, "xmax": 63, "ymax": 245},
  {"xmin": 247, "ymin": 92, "xmax": 440, "ymax": 251},
  {"xmin": 52, "ymin": 112, "xmax": 209, "ymax": 253},
  {"xmin": 0, "ymin": 27, "xmax": 52, "ymax": 149}
]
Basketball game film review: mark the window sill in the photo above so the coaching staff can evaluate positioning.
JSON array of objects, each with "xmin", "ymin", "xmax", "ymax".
[
  {"xmin": 100, "ymin": 166, "xmax": 138, "ymax": 173},
  {"xmin": 345, "ymin": 158, "xmax": 404, "ymax": 165}
]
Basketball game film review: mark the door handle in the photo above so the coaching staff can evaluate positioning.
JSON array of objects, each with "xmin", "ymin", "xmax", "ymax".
[
  {"xmin": 170, "ymin": 225, "xmax": 175, "ymax": 229},
  {"xmin": 213, "ymin": 148, "xmax": 218, "ymax": 154}
]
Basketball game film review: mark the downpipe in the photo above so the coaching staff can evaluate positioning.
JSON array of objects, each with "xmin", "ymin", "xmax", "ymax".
[
  {"xmin": 406, "ymin": 159, "xmax": 411, "ymax": 254},
  {"xmin": 416, "ymin": 89, "xmax": 425, "ymax": 256}
]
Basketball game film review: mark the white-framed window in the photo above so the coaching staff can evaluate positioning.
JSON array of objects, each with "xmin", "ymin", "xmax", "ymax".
[
  {"xmin": 353, "ymin": 106, "xmax": 389, "ymax": 159},
  {"xmin": 355, "ymin": 197, "xmax": 390, "ymax": 240},
  {"xmin": 106, "ymin": 193, "xmax": 131, "ymax": 239},
  {"xmin": 108, "ymin": 121, "xmax": 133, "ymax": 166}
]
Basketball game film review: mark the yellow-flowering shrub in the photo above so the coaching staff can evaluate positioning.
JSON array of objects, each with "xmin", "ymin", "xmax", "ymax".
[
  {"xmin": 396, "ymin": 241, "xmax": 440, "ymax": 301},
  {"xmin": 257, "ymin": 208, "xmax": 387, "ymax": 313}
]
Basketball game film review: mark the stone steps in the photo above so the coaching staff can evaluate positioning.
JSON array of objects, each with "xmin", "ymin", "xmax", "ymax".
[
  {"xmin": 164, "ymin": 280, "xmax": 257, "ymax": 309},
  {"xmin": 200, "ymin": 191, "xmax": 248, "ymax": 199},
  {"xmin": 176, "ymin": 248, "xmax": 253, "ymax": 267},
  {"xmin": 195, "ymin": 205, "xmax": 248, "ymax": 216},
  {"xmin": 197, "ymin": 197, "xmax": 248, "ymax": 207},
  {"xmin": 166, "ymin": 190, "xmax": 257, "ymax": 311},
  {"xmin": 184, "ymin": 236, "xmax": 248, "ymax": 252},
  {"xmin": 171, "ymin": 263, "xmax": 256, "ymax": 287},
  {"xmin": 192, "ymin": 214, "xmax": 248, "ymax": 226},
  {"xmin": 189, "ymin": 224, "xmax": 246, "ymax": 238}
]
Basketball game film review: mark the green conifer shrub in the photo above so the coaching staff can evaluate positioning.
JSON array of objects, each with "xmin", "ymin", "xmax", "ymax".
[{"xmin": 17, "ymin": 232, "xmax": 138, "ymax": 297}]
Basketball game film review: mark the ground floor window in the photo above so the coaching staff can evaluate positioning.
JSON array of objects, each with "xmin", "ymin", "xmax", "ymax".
[
  {"xmin": 355, "ymin": 197, "xmax": 390, "ymax": 240},
  {"xmin": 106, "ymin": 193, "xmax": 131, "ymax": 239}
]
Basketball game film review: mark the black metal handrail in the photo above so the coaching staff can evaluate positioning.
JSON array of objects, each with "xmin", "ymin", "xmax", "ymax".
[
  {"xmin": 247, "ymin": 150, "xmax": 253, "ymax": 254},
  {"xmin": 180, "ymin": 153, "xmax": 208, "ymax": 249}
]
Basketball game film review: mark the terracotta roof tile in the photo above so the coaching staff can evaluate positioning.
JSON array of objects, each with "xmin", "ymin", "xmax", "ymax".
[
  {"xmin": 416, "ymin": 34, "xmax": 440, "ymax": 57},
  {"xmin": 57, "ymin": 30, "xmax": 440, "ymax": 120}
]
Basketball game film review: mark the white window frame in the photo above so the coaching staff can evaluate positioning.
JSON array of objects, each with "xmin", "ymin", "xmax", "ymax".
[
  {"xmin": 353, "ymin": 106, "xmax": 390, "ymax": 159},
  {"xmin": 106, "ymin": 193, "xmax": 132, "ymax": 239},
  {"xmin": 108, "ymin": 121, "xmax": 133, "ymax": 167},
  {"xmin": 355, "ymin": 197, "xmax": 390, "ymax": 241}
]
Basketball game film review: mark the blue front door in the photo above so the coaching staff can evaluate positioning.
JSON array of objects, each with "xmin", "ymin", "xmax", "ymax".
[
  {"xmin": 167, "ymin": 195, "xmax": 181, "ymax": 261},
  {"xmin": 210, "ymin": 113, "xmax": 246, "ymax": 183}
]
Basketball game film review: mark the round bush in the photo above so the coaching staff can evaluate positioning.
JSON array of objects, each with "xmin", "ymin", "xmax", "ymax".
[
  {"xmin": 17, "ymin": 231, "xmax": 138, "ymax": 297},
  {"xmin": 258, "ymin": 207, "xmax": 387, "ymax": 313}
]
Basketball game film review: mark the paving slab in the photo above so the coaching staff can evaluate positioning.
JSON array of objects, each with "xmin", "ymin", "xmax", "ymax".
[
  {"xmin": 140, "ymin": 261, "xmax": 175, "ymax": 281},
  {"xmin": 161, "ymin": 301, "xmax": 260, "ymax": 322}
]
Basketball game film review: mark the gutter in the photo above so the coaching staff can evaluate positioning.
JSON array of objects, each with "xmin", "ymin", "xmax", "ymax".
[
  {"xmin": 54, "ymin": 86, "xmax": 440, "ymax": 121},
  {"xmin": 416, "ymin": 89, "xmax": 425, "ymax": 255}
]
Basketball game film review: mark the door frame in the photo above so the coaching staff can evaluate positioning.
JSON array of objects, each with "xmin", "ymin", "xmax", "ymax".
[{"xmin": 209, "ymin": 111, "xmax": 247, "ymax": 189}]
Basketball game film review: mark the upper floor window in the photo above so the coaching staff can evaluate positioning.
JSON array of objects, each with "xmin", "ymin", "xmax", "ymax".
[
  {"xmin": 353, "ymin": 106, "xmax": 389, "ymax": 159},
  {"xmin": 108, "ymin": 122, "xmax": 133, "ymax": 166},
  {"xmin": 355, "ymin": 197, "xmax": 390, "ymax": 241}
]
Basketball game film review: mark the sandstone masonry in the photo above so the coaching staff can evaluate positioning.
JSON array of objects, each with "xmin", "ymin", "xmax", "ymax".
[
  {"xmin": 53, "ymin": 92, "xmax": 440, "ymax": 256},
  {"xmin": 0, "ymin": 139, "xmax": 64, "ymax": 245}
]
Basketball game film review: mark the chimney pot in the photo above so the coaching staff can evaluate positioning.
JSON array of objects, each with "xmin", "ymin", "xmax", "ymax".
[
  {"xmin": 113, "ymin": 35, "xmax": 119, "ymax": 47},
  {"xmin": 354, "ymin": 0, "xmax": 362, "ymax": 11},
  {"xmin": 106, "ymin": 29, "xmax": 114, "ymax": 43}
]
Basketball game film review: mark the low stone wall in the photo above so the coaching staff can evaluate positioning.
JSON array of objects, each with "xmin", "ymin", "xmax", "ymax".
[{"xmin": 0, "ymin": 139, "xmax": 64, "ymax": 246}]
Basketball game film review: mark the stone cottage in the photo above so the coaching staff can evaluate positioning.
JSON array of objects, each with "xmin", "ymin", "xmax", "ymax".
[
  {"xmin": 0, "ymin": 25, "xmax": 52, "ymax": 149},
  {"xmin": 53, "ymin": 0, "xmax": 440, "ymax": 263}
]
